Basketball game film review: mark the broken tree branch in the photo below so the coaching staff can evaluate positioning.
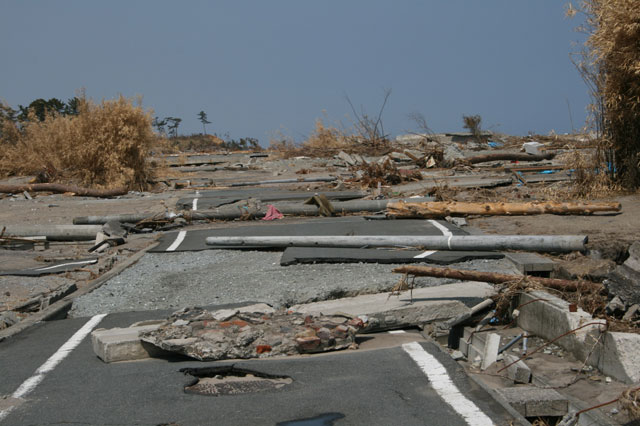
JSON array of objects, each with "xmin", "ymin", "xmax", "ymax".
[
  {"xmin": 392, "ymin": 265, "xmax": 604, "ymax": 293},
  {"xmin": 0, "ymin": 183, "xmax": 127, "ymax": 198},
  {"xmin": 386, "ymin": 200, "xmax": 621, "ymax": 218}
]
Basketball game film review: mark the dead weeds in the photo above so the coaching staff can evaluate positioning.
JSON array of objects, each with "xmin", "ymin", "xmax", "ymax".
[{"xmin": 0, "ymin": 95, "xmax": 154, "ymax": 190}]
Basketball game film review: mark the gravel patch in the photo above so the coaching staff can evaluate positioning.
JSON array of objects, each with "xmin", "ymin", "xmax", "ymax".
[{"xmin": 69, "ymin": 250, "xmax": 519, "ymax": 317}]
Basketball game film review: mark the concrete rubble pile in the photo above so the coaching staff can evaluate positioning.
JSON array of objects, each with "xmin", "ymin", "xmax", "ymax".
[{"xmin": 139, "ymin": 306, "xmax": 363, "ymax": 361}]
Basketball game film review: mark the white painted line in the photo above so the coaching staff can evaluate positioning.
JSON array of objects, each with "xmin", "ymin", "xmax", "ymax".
[
  {"xmin": 166, "ymin": 230, "xmax": 187, "ymax": 252},
  {"xmin": 192, "ymin": 197, "xmax": 199, "ymax": 211},
  {"xmin": 428, "ymin": 219, "xmax": 454, "ymax": 249},
  {"xmin": 34, "ymin": 259, "xmax": 98, "ymax": 272},
  {"xmin": 413, "ymin": 250, "xmax": 436, "ymax": 259},
  {"xmin": 0, "ymin": 314, "xmax": 106, "ymax": 422},
  {"xmin": 388, "ymin": 330, "xmax": 406, "ymax": 334},
  {"xmin": 402, "ymin": 342, "xmax": 494, "ymax": 426}
]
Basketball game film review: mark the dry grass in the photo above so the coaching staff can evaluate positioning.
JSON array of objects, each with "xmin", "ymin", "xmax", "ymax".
[
  {"xmin": 0, "ymin": 96, "xmax": 154, "ymax": 190},
  {"xmin": 569, "ymin": 0, "xmax": 640, "ymax": 188},
  {"xmin": 554, "ymin": 149, "xmax": 620, "ymax": 199}
]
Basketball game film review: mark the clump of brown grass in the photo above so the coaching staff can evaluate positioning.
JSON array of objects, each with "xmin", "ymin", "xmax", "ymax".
[
  {"xmin": 351, "ymin": 158, "xmax": 422, "ymax": 188},
  {"xmin": 568, "ymin": 0, "xmax": 640, "ymax": 189},
  {"xmin": 300, "ymin": 119, "xmax": 351, "ymax": 155},
  {"xmin": 556, "ymin": 145, "xmax": 619, "ymax": 199},
  {"xmin": 0, "ymin": 95, "xmax": 154, "ymax": 190}
]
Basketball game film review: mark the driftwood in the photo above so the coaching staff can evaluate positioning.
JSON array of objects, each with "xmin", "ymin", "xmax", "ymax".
[
  {"xmin": 387, "ymin": 200, "xmax": 622, "ymax": 218},
  {"xmin": 465, "ymin": 152, "xmax": 555, "ymax": 164},
  {"xmin": 393, "ymin": 265, "xmax": 603, "ymax": 293},
  {"xmin": 0, "ymin": 184, "xmax": 127, "ymax": 198}
]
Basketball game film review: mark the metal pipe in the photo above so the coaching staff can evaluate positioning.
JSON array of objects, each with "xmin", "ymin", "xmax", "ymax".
[
  {"xmin": 1, "ymin": 225, "xmax": 102, "ymax": 241},
  {"xmin": 498, "ymin": 333, "xmax": 524, "ymax": 354},
  {"xmin": 205, "ymin": 234, "xmax": 588, "ymax": 252}
]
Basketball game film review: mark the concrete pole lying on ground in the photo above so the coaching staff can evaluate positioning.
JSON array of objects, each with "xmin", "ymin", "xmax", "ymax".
[
  {"xmin": 205, "ymin": 234, "xmax": 588, "ymax": 253},
  {"xmin": 387, "ymin": 200, "xmax": 622, "ymax": 218},
  {"xmin": 1, "ymin": 225, "xmax": 102, "ymax": 241},
  {"xmin": 73, "ymin": 197, "xmax": 434, "ymax": 224}
]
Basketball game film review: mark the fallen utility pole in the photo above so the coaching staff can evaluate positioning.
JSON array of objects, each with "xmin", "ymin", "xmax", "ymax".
[
  {"xmin": 73, "ymin": 197, "xmax": 434, "ymax": 224},
  {"xmin": 387, "ymin": 200, "xmax": 621, "ymax": 218},
  {"xmin": 205, "ymin": 234, "xmax": 587, "ymax": 253},
  {"xmin": 2, "ymin": 225, "xmax": 102, "ymax": 241},
  {"xmin": 229, "ymin": 177, "xmax": 336, "ymax": 187},
  {"xmin": 0, "ymin": 184, "xmax": 127, "ymax": 198},
  {"xmin": 393, "ymin": 265, "xmax": 602, "ymax": 293},
  {"xmin": 464, "ymin": 152, "xmax": 555, "ymax": 164}
]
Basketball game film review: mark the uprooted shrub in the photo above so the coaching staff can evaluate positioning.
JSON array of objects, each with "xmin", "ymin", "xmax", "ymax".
[{"xmin": 0, "ymin": 96, "xmax": 154, "ymax": 190}]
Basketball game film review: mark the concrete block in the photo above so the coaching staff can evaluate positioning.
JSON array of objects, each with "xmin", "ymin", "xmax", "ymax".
[
  {"xmin": 91, "ymin": 323, "xmax": 163, "ymax": 363},
  {"xmin": 503, "ymin": 353, "xmax": 531, "ymax": 384},
  {"xmin": 481, "ymin": 333, "xmax": 500, "ymax": 370},
  {"xmin": 522, "ymin": 141, "xmax": 545, "ymax": 156},
  {"xmin": 497, "ymin": 387, "xmax": 568, "ymax": 417},
  {"xmin": 506, "ymin": 252, "xmax": 554, "ymax": 276},
  {"xmin": 596, "ymin": 331, "xmax": 640, "ymax": 384},
  {"xmin": 517, "ymin": 291, "xmax": 605, "ymax": 362}
]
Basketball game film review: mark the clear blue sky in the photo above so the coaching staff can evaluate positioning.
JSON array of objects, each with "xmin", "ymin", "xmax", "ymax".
[{"xmin": 1, "ymin": 1, "xmax": 588, "ymax": 144}]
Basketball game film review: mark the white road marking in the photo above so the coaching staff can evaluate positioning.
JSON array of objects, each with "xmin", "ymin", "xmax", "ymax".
[
  {"xmin": 192, "ymin": 190, "xmax": 200, "ymax": 211},
  {"xmin": 166, "ymin": 230, "xmax": 187, "ymax": 252},
  {"xmin": 402, "ymin": 342, "xmax": 495, "ymax": 426},
  {"xmin": 428, "ymin": 219, "xmax": 454, "ymax": 249},
  {"xmin": 413, "ymin": 250, "xmax": 436, "ymax": 259},
  {"xmin": 33, "ymin": 259, "xmax": 97, "ymax": 272},
  {"xmin": 388, "ymin": 330, "xmax": 406, "ymax": 334},
  {"xmin": 0, "ymin": 314, "xmax": 107, "ymax": 422}
]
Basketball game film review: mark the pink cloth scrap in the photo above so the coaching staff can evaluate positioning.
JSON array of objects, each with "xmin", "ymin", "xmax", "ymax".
[{"xmin": 262, "ymin": 204, "xmax": 284, "ymax": 220}]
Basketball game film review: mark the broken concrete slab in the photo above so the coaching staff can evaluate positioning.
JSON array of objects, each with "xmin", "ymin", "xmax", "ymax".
[
  {"xmin": 503, "ymin": 353, "xmax": 532, "ymax": 384},
  {"xmin": 0, "ymin": 258, "xmax": 98, "ymax": 277},
  {"xmin": 139, "ymin": 307, "xmax": 361, "ymax": 361},
  {"xmin": 291, "ymin": 281, "xmax": 496, "ymax": 332},
  {"xmin": 497, "ymin": 386, "xmax": 568, "ymax": 417},
  {"xmin": 279, "ymin": 247, "xmax": 504, "ymax": 266},
  {"xmin": 604, "ymin": 241, "xmax": 640, "ymax": 306}
]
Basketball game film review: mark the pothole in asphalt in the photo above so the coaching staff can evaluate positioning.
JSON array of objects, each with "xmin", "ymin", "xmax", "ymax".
[{"xmin": 180, "ymin": 366, "xmax": 292, "ymax": 396}]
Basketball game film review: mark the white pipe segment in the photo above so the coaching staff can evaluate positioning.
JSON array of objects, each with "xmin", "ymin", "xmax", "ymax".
[{"xmin": 205, "ymin": 235, "xmax": 588, "ymax": 252}]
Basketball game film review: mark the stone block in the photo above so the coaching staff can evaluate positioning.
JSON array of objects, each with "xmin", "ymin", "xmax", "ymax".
[
  {"xmin": 517, "ymin": 291, "xmax": 605, "ymax": 362},
  {"xmin": 506, "ymin": 252, "xmax": 554, "ymax": 276},
  {"xmin": 497, "ymin": 387, "xmax": 567, "ymax": 417},
  {"xmin": 481, "ymin": 333, "xmax": 500, "ymax": 370},
  {"xmin": 91, "ymin": 324, "xmax": 163, "ymax": 363},
  {"xmin": 503, "ymin": 353, "xmax": 531, "ymax": 384},
  {"xmin": 596, "ymin": 331, "xmax": 640, "ymax": 384}
]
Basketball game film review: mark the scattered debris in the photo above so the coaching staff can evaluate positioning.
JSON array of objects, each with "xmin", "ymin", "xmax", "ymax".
[
  {"xmin": 0, "ymin": 183, "xmax": 127, "ymax": 198},
  {"xmin": 139, "ymin": 307, "xmax": 362, "ymax": 361}
]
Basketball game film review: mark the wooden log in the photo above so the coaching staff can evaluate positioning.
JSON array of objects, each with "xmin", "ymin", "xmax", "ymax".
[
  {"xmin": 386, "ymin": 200, "xmax": 621, "ymax": 218},
  {"xmin": 0, "ymin": 183, "xmax": 127, "ymax": 198},
  {"xmin": 393, "ymin": 265, "xmax": 603, "ymax": 293},
  {"xmin": 465, "ymin": 152, "xmax": 555, "ymax": 164}
]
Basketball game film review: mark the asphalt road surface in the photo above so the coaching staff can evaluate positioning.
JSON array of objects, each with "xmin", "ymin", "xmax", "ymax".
[{"xmin": 0, "ymin": 309, "xmax": 516, "ymax": 426}]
